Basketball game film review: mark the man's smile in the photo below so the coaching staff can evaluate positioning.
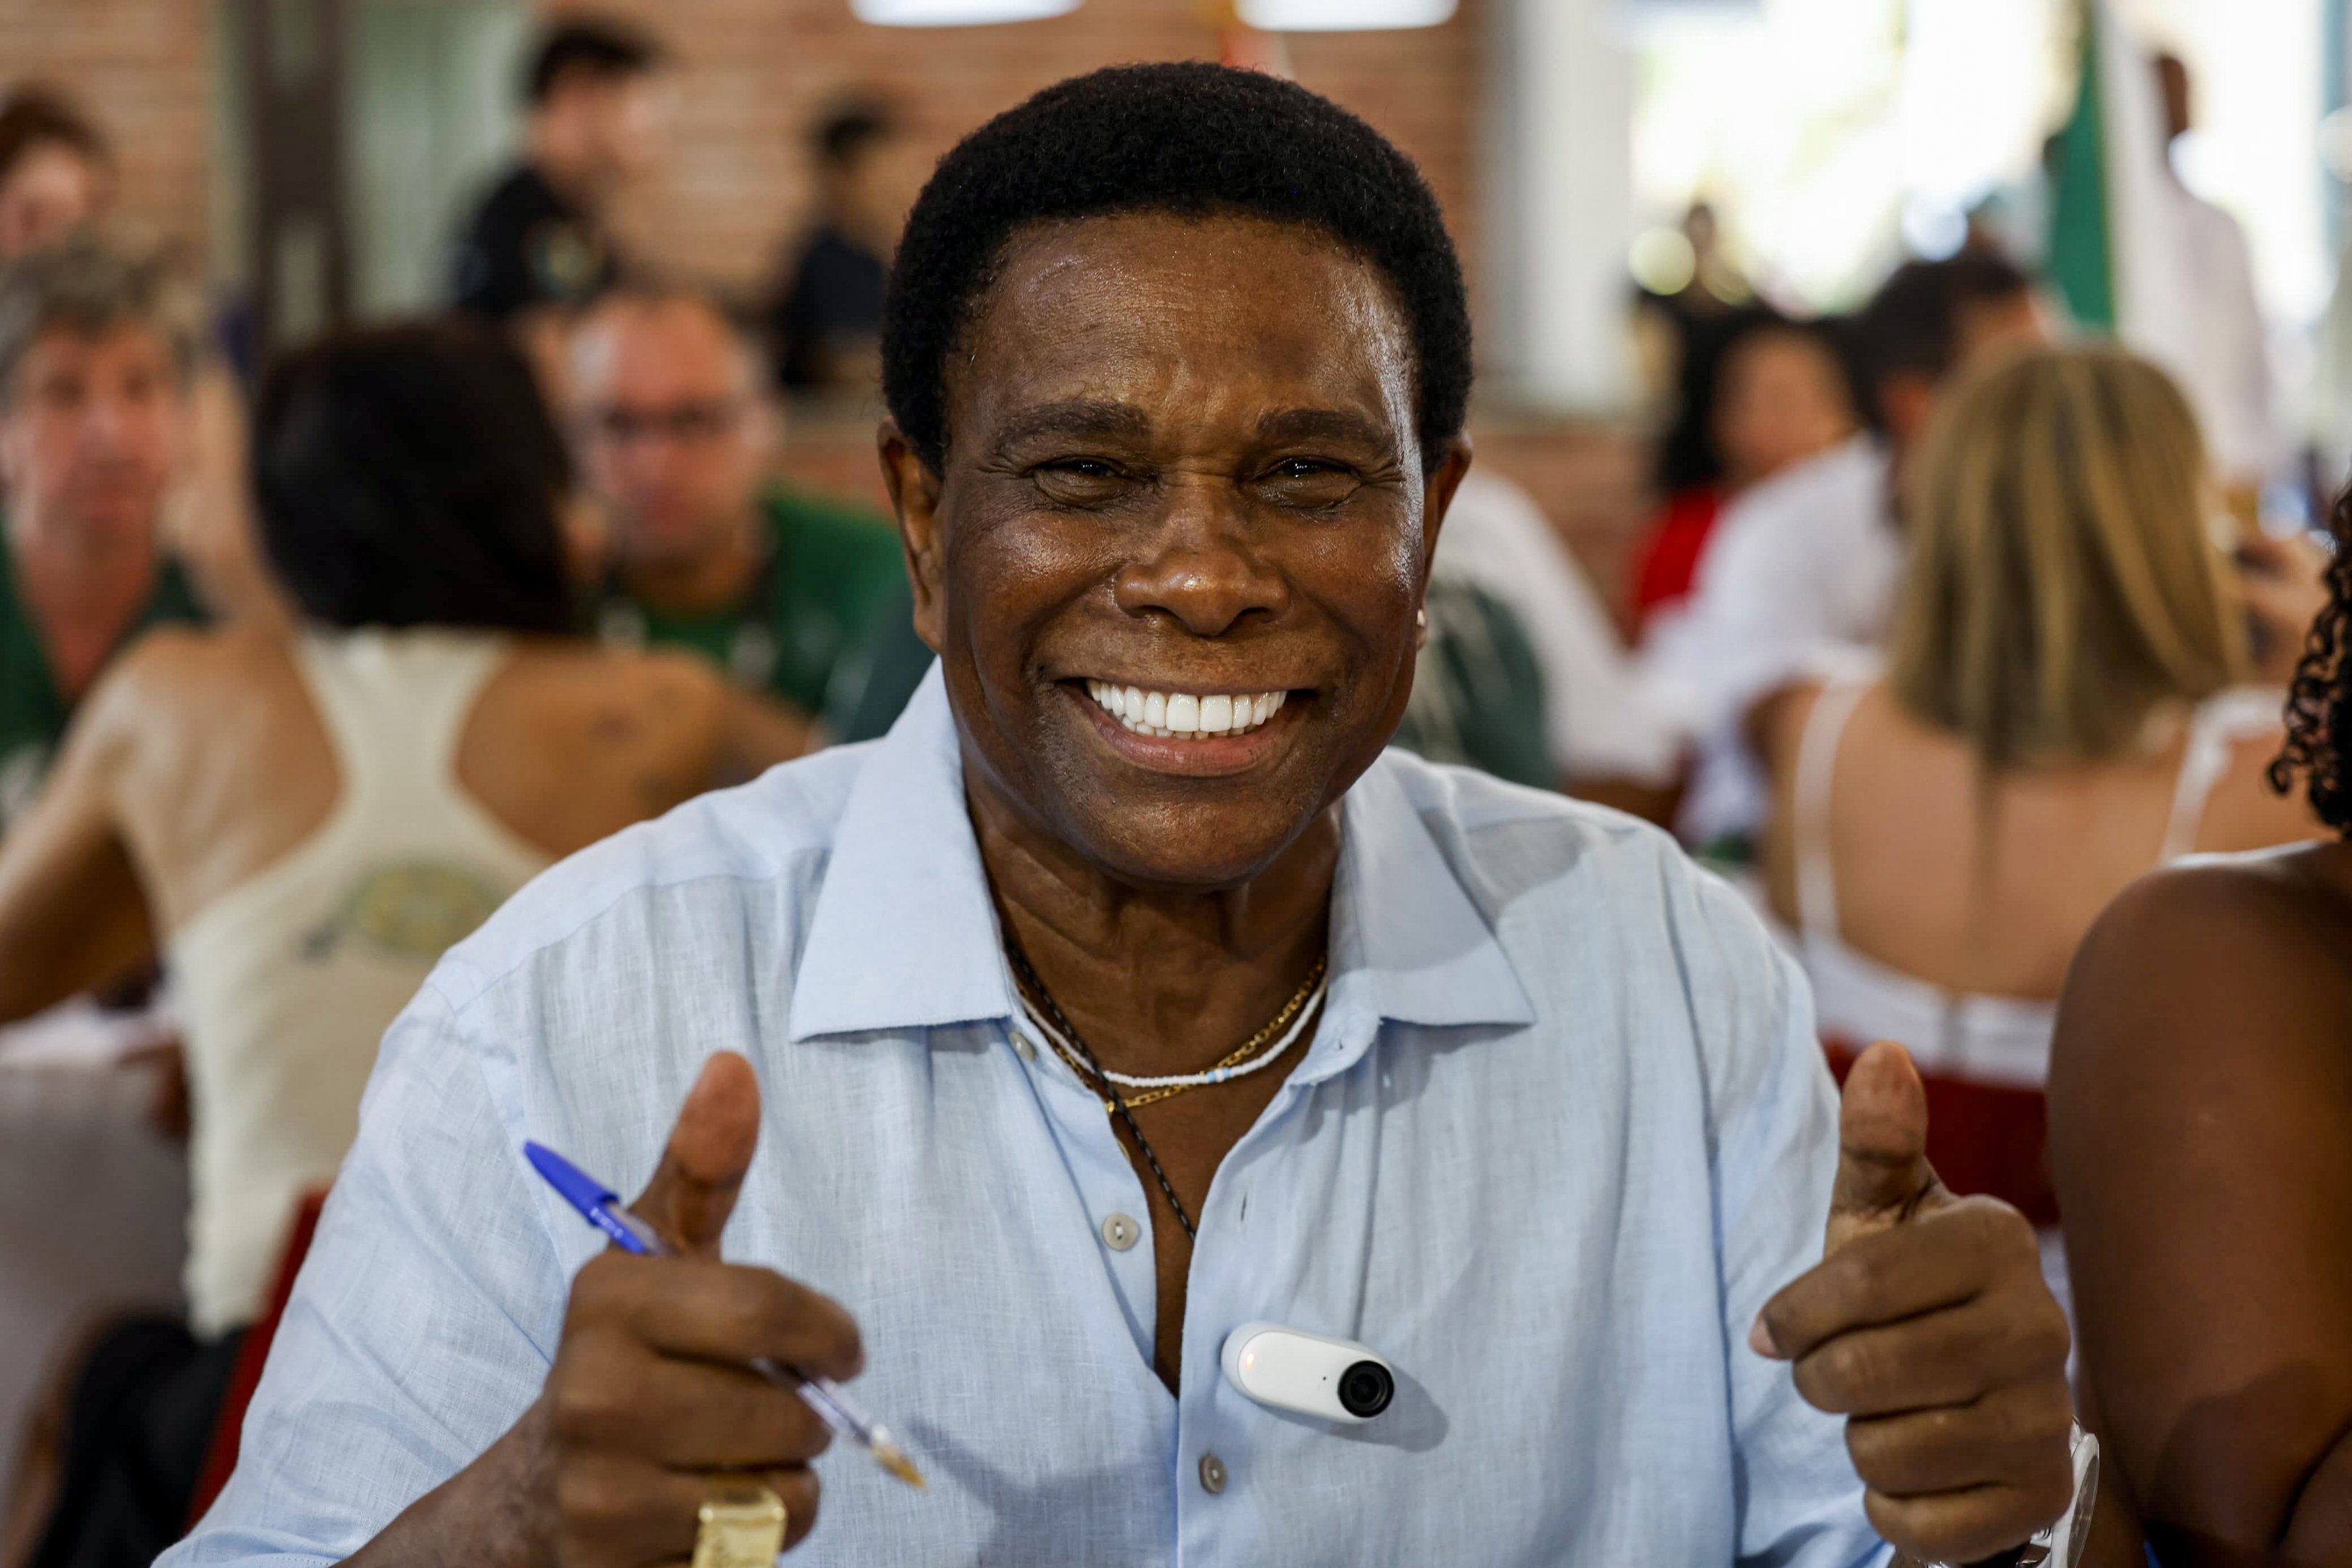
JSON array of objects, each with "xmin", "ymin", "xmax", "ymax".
[
  {"xmin": 1061, "ymin": 677, "xmax": 1308, "ymax": 777},
  {"xmin": 1082, "ymin": 679, "xmax": 1289, "ymax": 739}
]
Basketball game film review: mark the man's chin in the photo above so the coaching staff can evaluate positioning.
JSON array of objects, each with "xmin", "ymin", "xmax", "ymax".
[
  {"xmin": 56, "ymin": 501, "xmax": 160, "ymax": 550},
  {"xmin": 1045, "ymin": 779, "xmax": 1334, "ymax": 895},
  {"xmin": 616, "ymin": 520, "xmax": 732, "ymax": 565}
]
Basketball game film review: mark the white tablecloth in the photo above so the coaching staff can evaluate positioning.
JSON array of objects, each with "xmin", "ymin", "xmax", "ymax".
[{"xmin": 0, "ymin": 1005, "xmax": 189, "ymax": 1531}]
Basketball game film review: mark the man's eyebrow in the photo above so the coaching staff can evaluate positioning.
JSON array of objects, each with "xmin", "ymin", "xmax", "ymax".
[
  {"xmin": 987, "ymin": 399, "xmax": 1151, "ymax": 451},
  {"xmin": 1254, "ymin": 407, "xmax": 1396, "ymax": 450}
]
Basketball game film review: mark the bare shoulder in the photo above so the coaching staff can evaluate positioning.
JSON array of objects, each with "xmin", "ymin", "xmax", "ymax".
[
  {"xmin": 2079, "ymin": 845, "xmax": 2351, "ymax": 964},
  {"xmin": 103, "ymin": 620, "xmax": 277, "ymax": 687},
  {"xmin": 499, "ymin": 640, "xmax": 730, "ymax": 769},
  {"xmin": 2057, "ymin": 844, "xmax": 2352, "ymax": 1084},
  {"xmin": 76, "ymin": 623, "xmax": 295, "ymax": 740},
  {"xmin": 505, "ymin": 640, "xmax": 724, "ymax": 709}
]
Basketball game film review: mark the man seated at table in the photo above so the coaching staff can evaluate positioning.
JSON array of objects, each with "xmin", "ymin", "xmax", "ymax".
[
  {"xmin": 571, "ymin": 284, "xmax": 932, "ymax": 742},
  {"xmin": 167, "ymin": 65, "xmax": 2083, "ymax": 1568}
]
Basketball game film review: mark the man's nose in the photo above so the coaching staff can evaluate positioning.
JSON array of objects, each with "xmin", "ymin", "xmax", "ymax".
[
  {"xmin": 1111, "ymin": 478, "xmax": 1289, "ymax": 638},
  {"xmin": 77, "ymin": 391, "xmax": 134, "ymax": 451},
  {"xmin": 606, "ymin": 431, "xmax": 685, "ymax": 491}
]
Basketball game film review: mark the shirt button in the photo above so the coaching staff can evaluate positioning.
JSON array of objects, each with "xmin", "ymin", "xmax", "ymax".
[
  {"xmin": 1099, "ymin": 1212, "xmax": 1139, "ymax": 1251},
  {"xmin": 1012, "ymin": 1032, "xmax": 1037, "ymax": 1063},
  {"xmin": 1198, "ymin": 1452, "xmax": 1228, "ymax": 1494}
]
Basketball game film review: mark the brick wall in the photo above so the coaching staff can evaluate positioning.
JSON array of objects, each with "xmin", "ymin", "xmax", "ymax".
[
  {"xmin": 0, "ymin": 0, "xmax": 214, "ymax": 261},
  {"xmin": 0, "ymin": 0, "xmax": 1651, "ymax": 603},
  {"xmin": 573, "ymin": 0, "xmax": 1482, "ymax": 309}
]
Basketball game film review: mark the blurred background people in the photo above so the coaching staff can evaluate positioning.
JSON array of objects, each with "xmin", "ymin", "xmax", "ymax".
[
  {"xmin": 0, "ymin": 238, "xmax": 203, "ymax": 835},
  {"xmin": 1421, "ymin": 468, "xmax": 1695, "ymax": 804},
  {"xmin": 764, "ymin": 97, "xmax": 912, "ymax": 397},
  {"xmin": 2151, "ymin": 52, "xmax": 2273, "ymax": 502},
  {"xmin": 1630, "ymin": 311, "xmax": 1858, "ymax": 628},
  {"xmin": 0, "ymin": 321, "xmax": 807, "ymax": 1567},
  {"xmin": 0, "ymin": 91, "xmax": 107, "ymax": 265},
  {"xmin": 2049, "ymin": 485, "xmax": 2352, "ymax": 1568},
  {"xmin": 0, "ymin": 0, "xmax": 2348, "ymax": 1557},
  {"xmin": 1628, "ymin": 202, "xmax": 1759, "ymax": 536},
  {"xmin": 571, "ymin": 285, "xmax": 930, "ymax": 742},
  {"xmin": 1755, "ymin": 345, "xmax": 2320, "ymax": 1319},
  {"xmin": 1644, "ymin": 253, "xmax": 2048, "ymax": 854},
  {"xmin": 449, "ymin": 15, "xmax": 664, "ymax": 329}
]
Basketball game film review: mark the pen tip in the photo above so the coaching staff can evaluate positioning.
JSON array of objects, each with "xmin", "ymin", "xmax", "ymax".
[{"xmin": 877, "ymin": 1445, "xmax": 926, "ymax": 1490}]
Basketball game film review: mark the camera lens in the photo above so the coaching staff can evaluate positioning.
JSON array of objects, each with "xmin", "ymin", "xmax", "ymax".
[{"xmin": 1337, "ymin": 1360, "xmax": 1394, "ymax": 1418}]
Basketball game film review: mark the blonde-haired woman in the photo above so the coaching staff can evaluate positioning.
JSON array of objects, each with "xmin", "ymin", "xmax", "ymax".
[{"xmin": 1755, "ymin": 344, "xmax": 2322, "ymax": 1308}]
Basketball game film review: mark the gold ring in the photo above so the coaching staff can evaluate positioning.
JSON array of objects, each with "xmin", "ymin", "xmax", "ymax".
[{"xmin": 691, "ymin": 1475, "xmax": 787, "ymax": 1568}]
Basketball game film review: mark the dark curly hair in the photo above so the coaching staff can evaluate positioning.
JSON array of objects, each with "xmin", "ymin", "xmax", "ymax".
[
  {"xmin": 880, "ymin": 62, "xmax": 1472, "ymax": 477},
  {"xmin": 2271, "ymin": 487, "xmax": 2352, "ymax": 830}
]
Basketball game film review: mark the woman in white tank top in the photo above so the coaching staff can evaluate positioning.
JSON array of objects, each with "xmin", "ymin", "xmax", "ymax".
[
  {"xmin": 1755, "ymin": 347, "xmax": 2324, "ymax": 1306},
  {"xmin": 0, "ymin": 324, "xmax": 812, "ymax": 1342}
]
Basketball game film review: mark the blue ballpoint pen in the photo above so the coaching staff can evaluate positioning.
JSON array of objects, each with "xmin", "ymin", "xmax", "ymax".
[{"xmin": 522, "ymin": 1140, "xmax": 926, "ymax": 1489}]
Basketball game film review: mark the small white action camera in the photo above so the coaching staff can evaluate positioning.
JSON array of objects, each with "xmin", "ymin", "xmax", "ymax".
[{"xmin": 1219, "ymin": 1321, "xmax": 1396, "ymax": 1424}]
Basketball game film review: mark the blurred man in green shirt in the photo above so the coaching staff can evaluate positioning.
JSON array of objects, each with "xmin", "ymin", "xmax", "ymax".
[
  {"xmin": 568, "ymin": 286, "xmax": 929, "ymax": 742},
  {"xmin": 0, "ymin": 237, "xmax": 204, "ymax": 832}
]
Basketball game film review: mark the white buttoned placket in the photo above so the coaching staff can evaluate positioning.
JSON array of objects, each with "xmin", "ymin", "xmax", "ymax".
[{"xmin": 1001, "ymin": 985, "xmax": 1389, "ymax": 1568}]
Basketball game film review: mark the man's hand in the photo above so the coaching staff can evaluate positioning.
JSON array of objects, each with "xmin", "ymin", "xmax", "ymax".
[
  {"xmin": 1752, "ymin": 1042, "xmax": 2075, "ymax": 1565},
  {"xmin": 348, "ymin": 1053, "xmax": 864, "ymax": 1568},
  {"xmin": 536, "ymin": 1052, "xmax": 863, "ymax": 1565}
]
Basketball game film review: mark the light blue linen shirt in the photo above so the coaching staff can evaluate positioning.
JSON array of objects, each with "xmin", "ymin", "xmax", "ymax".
[{"xmin": 166, "ymin": 668, "xmax": 1891, "ymax": 1567}]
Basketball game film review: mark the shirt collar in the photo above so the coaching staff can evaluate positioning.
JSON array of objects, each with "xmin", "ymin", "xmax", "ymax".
[
  {"xmin": 785, "ymin": 667, "xmax": 1013, "ymax": 1041},
  {"xmin": 787, "ymin": 669, "xmax": 1535, "ymax": 1044},
  {"xmin": 1323, "ymin": 760, "xmax": 1537, "ymax": 1034}
]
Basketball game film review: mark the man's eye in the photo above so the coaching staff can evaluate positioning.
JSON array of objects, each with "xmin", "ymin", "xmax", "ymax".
[
  {"xmin": 1261, "ymin": 458, "xmax": 1360, "ymax": 505},
  {"xmin": 1028, "ymin": 458, "xmax": 1135, "ymax": 506}
]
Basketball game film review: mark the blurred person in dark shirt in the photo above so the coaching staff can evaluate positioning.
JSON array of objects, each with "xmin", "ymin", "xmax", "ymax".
[
  {"xmin": 448, "ymin": 16, "xmax": 665, "ymax": 327},
  {"xmin": 0, "ymin": 89, "xmax": 110, "ymax": 264},
  {"xmin": 571, "ymin": 285, "xmax": 932, "ymax": 741},
  {"xmin": 764, "ymin": 97, "xmax": 916, "ymax": 396}
]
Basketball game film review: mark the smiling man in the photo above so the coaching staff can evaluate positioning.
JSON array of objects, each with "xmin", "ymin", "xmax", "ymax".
[{"xmin": 166, "ymin": 65, "xmax": 2084, "ymax": 1568}]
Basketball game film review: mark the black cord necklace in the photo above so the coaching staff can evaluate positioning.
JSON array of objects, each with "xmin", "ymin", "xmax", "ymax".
[{"xmin": 1004, "ymin": 939, "xmax": 1199, "ymax": 1241}]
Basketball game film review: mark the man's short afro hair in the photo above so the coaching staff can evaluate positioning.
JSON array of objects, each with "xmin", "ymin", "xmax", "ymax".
[{"xmin": 881, "ymin": 62, "xmax": 1472, "ymax": 475}]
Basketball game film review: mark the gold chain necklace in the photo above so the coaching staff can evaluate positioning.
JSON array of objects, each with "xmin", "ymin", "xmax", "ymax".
[{"xmin": 1010, "ymin": 955, "xmax": 1328, "ymax": 1113}]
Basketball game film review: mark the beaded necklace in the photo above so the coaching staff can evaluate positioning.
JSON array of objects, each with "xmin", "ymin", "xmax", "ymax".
[{"xmin": 1003, "ymin": 941, "xmax": 1327, "ymax": 1241}]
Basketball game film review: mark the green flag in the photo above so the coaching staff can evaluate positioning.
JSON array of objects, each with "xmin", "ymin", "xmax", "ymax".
[{"xmin": 2046, "ymin": 1, "xmax": 2115, "ymax": 332}]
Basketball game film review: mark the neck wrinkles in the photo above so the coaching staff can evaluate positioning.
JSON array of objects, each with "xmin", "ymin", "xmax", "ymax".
[{"xmin": 963, "ymin": 751, "xmax": 1337, "ymax": 1079}]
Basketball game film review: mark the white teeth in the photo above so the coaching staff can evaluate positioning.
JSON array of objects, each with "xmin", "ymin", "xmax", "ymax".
[{"xmin": 1083, "ymin": 682, "xmax": 1290, "ymax": 740}]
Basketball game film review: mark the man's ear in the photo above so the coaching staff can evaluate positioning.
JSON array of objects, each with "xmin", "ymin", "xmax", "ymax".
[
  {"xmin": 1419, "ymin": 433, "xmax": 1474, "ymax": 578},
  {"xmin": 878, "ymin": 417, "xmax": 946, "ymax": 655}
]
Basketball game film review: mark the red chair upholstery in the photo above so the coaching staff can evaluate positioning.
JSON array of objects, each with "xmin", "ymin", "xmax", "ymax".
[{"xmin": 186, "ymin": 1187, "xmax": 330, "ymax": 1527}]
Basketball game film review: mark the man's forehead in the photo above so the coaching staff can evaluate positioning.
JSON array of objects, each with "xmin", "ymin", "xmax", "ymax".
[
  {"xmin": 23, "ymin": 319, "xmax": 169, "ymax": 370},
  {"xmin": 988, "ymin": 211, "xmax": 1402, "ymax": 330},
  {"xmin": 954, "ymin": 213, "xmax": 1417, "ymax": 441},
  {"xmin": 573, "ymin": 298, "xmax": 751, "ymax": 396}
]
